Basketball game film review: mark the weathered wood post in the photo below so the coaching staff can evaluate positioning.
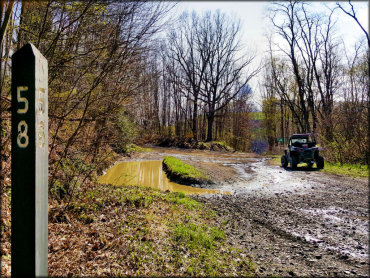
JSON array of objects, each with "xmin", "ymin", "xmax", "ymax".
[{"xmin": 11, "ymin": 43, "xmax": 48, "ymax": 276}]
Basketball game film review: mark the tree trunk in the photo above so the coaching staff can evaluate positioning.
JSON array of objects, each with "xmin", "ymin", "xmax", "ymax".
[
  {"xmin": 206, "ymin": 112, "xmax": 214, "ymax": 142},
  {"xmin": 280, "ymin": 99, "xmax": 284, "ymax": 144},
  {"xmin": 192, "ymin": 96, "xmax": 198, "ymax": 140}
]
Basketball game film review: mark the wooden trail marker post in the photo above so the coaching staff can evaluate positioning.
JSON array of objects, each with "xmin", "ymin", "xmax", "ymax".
[{"xmin": 11, "ymin": 43, "xmax": 48, "ymax": 276}]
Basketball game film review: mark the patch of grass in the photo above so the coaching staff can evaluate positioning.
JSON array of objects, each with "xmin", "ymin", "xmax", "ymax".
[
  {"xmin": 169, "ymin": 215, "xmax": 251, "ymax": 276},
  {"xmin": 163, "ymin": 156, "xmax": 210, "ymax": 184},
  {"xmin": 79, "ymin": 212, "xmax": 94, "ymax": 224},
  {"xmin": 198, "ymin": 142, "xmax": 208, "ymax": 150},
  {"xmin": 50, "ymin": 180, "xmax": 67, "ymax": 199},
  {"xmin": 209, "ymin": 226, "xmax": 226, "ymax": 241},
  {"xmin": 120, "ymin": 190, "xmax": 153, "ymax": 208},
  {"xmin": 213, "ymin": 140, "xmax": 232, "ymax": 148},
  {"xmin": 198, "ymin": 141, "xmax": 232, "ymax": 151},
  {"xmin": 172, "ymin": 222, "xmax": 225, "ymax": 252},
  {"xmin": 268, "ymin": 155, "xmax": 368, "ymax": 178},
  {"xmin": 124, "ymin": 144, "xmax": 152, "ymax": 153},
  {"xmin": 267, "ymin": 155, "xmax": 281, "ymax": 166},
  {"xmin": 163, "ymin": 191, "xmax": 202, "ymax": 210},
  {"xmin": 69, "ymin": 202, "xmax": 89, "ymax": 213},
  {"xmin": 48, "ymin": 183, "xmax": 255, "ymax": 276},
  {"xmin": 322, "ymin": 162, "xmax": 368, "ymax": 178}
]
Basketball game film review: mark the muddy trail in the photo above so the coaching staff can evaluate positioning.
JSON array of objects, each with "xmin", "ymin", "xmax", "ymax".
[{"xmin": 122, "ymin": 147, "xmax": 369, "ymax": 277}]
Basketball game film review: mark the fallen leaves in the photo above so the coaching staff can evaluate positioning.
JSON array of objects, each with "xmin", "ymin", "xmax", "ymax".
[{"xmin": 2, "ymin": 182, "xmax": 255, "ymax": 276}]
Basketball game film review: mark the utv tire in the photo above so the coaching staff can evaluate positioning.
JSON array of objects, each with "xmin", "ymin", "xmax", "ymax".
[
  {"xmin": 281, "ymin": 155, "xmax": 288, "ymax": 168},
  {"xmin": 307, "ymin": 162, "xmax": 313, "ymax": 168},
  {"xmin": 291, "ymin": 156, "xmax": 298, "ymax": 169},
  {"xmin": 316, "ymin": 156, "xmax": 324, "ymax": 169}
]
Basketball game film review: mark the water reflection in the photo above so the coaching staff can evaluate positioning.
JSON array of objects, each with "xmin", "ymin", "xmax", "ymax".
[{"xmin": 98, "ymin": 160, "xmax": 224, "ymax": 195}]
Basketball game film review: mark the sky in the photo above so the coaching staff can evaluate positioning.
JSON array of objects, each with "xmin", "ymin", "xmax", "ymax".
[{"xmin": 168, "ymin": 1, "xmax": 369, "ymax": 107}]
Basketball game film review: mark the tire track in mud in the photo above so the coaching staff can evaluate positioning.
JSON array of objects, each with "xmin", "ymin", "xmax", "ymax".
[
  {"xmin": 194, "ymin": 157, "xmax": 369, "ymax": 277},
  {"xmin": 197, "ymin": 193, "xmax": 369, "ymax": 277}
]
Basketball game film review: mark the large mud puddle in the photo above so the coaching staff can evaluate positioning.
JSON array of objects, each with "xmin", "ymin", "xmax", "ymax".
[{"xmin": 98, "ymin": 160, "xmax": 223, "ymax": 195}]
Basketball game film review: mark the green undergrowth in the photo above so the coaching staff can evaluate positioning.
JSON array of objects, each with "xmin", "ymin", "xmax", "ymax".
[
  {"xmin": 50, "ymin": 184, "xmax": 255, "ymax": 276},
  {"xmin": 322, "ymin": 162, "xmax": 368, "ymax": 178},
  {"xmin": 267, "ymin": 155, "xmax": 281, "ymax": 167},
  {"xmin": 268, "ymin": 155, "xmax": 368, "ymax": 178},
  {"xmin": 124, "ymin": 144, "xmax": 152, "ymax": 153},
  {"xmin": 163, "ymin": 156, "xmax": 210, "ymax": 184},
  {"xmin": 198, "ymin": 140, "xmax": 232, "ymax": 151},
  {"xmin": 251, "ymin": 111, "xmax": 264, "ymax": 120}
]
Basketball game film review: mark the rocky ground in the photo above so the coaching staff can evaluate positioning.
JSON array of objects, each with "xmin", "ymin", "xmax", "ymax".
[{"xmin": 131, "ymin": 147, "xmax": 369, "ymax": 277}]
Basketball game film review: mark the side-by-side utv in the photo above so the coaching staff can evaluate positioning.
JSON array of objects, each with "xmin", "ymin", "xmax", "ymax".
[{"xmin": 281, "ymin": 133, "xmax": 324, "ymax": 169}]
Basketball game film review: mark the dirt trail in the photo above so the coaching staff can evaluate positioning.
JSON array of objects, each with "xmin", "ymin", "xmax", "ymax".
[{"xmin": 126, "ymin": 147, "xmax": 369, "ymax": 276}]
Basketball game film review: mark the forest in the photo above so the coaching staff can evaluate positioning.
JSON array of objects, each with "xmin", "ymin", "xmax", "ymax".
[
  {"xmin": 1, "ymin": 1, "xmax": 368, "ymax": 197},
  {"xmin": 0, "ymin": 0, "xmax": 368, "ymax": 275}
]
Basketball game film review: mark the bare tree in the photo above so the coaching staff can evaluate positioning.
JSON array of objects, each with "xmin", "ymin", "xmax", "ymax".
[
  {"xmin": 230, "ymin": 85, "xmax": 253, "ymax": 151},
  {"xmin": 198, "ymin": 10, "xmax": 259, "ymax": 141},
  {"xmin": 167, "ymin": 10, "xmax": 258, "ymax": 142},
  {"xmin": 336, "ymin": 1, "xmax": 369, "ymax": 48},
  {"xmin": 265, "ymin": 35, "xmax": 305, "ymax": 133},
  {"xmin": 162, "ymin": 49, "xmax": 188, "ymax": 137},
  {"xmin": 0, "ymin": 0, "xmax": 17, "ymax": 192},
  {"xmin": 0, "ymin": 0, "xmax": 13, "ymax": 45},
  {"xmin": 268, "ymin": 1, "xmax": 311, "ymax": 133},
  {"xmin": 268, "ymin": 1, "xmax": 342, "ymax": 137},
  {"xmin": 6, "ymin": 1, "xmax": 172, "ymax": 198},
  {"xmin": 337, "ymin": 0, "xmax": 369, "ymax": 164},
  {"xmin": 166, "ymin": 11, "xmax": 210, "ymax": 139},
  {"xmin": 295, "ymin": 4, "xmax": 341, "ymax": 139}
]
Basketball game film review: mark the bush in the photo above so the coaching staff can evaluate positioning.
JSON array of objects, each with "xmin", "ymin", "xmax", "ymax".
[{"xmin": 115, "ymin": 109, "xmax": 138, "ymax": 152}]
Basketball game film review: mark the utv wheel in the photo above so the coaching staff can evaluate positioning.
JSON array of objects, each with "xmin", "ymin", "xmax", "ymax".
[
  {"xmin": 307, "ymin": 163, "xmax": 313, "ymax": 168},
  {"xmin": 291, "ymin": 156, "xmax": 298, "ymax": 169},
  {"xmin": 316, "ymin": 156, "xmax": 324, "ymax": 169},
  {"xmin": 281, "ymin": 155, "xmax": 288, "ymax": 168}
]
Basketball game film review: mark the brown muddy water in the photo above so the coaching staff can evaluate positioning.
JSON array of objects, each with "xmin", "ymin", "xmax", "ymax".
[{"xmin": 98, "ymin": 160, "xmax": 225, "ymax": 195}]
